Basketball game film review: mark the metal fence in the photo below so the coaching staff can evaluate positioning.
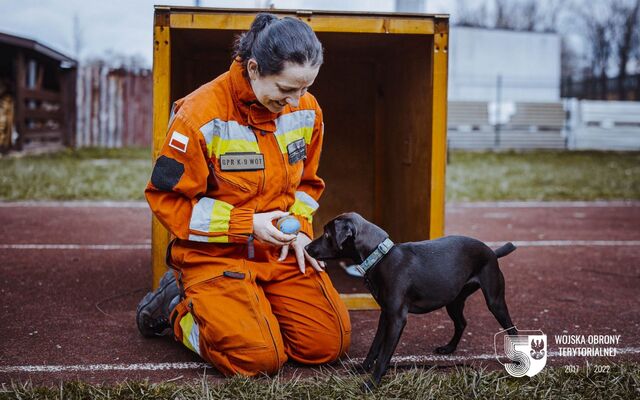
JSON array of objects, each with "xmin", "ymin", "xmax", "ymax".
[
  {"xmin": 448, "ymin": 99, "xmax": 640, "ymax": 151},
  {"xmin": 75, "ymin": 65, "xmax": 152, "ymax": 148},
  {"xmin": 565, "ymin": 99, "xmax": 640, "ymax": 150}
]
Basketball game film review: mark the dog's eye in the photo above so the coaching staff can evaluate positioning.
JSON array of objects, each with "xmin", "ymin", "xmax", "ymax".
[{"xmin": 324, "ymin": 232, "xmax": 330, "ymax": 240}]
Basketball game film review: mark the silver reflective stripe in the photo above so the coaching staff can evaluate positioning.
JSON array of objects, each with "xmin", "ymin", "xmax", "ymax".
[
  {"xmin": 189, "ymin": 197, "xmax": 214, "ymax": 232},
  {"xmin": 200, "ymin": 118, "xmax": 257, "ymax": 146},
  {"xmin": 296, "ymin": 191, "xmax": 319, "ymax": 211},
  {"xmin": 188, "ymin": 234, "xmax": 209, "ymax": 242},
  {"xmin": 188, "ymin": 322, "xmax": 201, "ymax": 356},
  {"xmin": 274, "ymin": 110, "xmax": 316, "ymax": 137},
  {"xmin": 167, "ymin": 103, "xmax": 177, "ymax": 129}
]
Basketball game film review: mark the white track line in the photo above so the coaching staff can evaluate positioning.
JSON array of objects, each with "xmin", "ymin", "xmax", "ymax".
[
  {"xmin": 0, "ymin": 244, "xmax": 150, "ymax": 250},
  {"xmin": 0, "ymin": 362, "xmax": 208, "ymax": 373},
  {"xmin": 448, "ymin": 201, "xmax": 640, "ymax": 208},
  {"xmin": 0, "ymin": 201, "xmax": 147, "ymax": 208},
  {"xmin": 486, "ymin": 240, "xmax": 640, "ymax": 247},
  {"xmin": 2, "ymin": 347, "xmax": 640, "ymax": 373},
  {"xmin": 0, "ymin": 201, "xmax": 638, "ymax": 209},
  {"xmin": 2, "ymin": 240, "xmax": 639, "ymax": 251},
  {"xmin": 370, "ymin": 346, "xmax": 640, "ymax": 364}
]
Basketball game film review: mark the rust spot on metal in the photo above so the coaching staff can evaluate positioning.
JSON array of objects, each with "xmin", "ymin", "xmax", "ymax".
[
  {"xmin": 435, "ymin": 19, "xmax": 448, "ymax": 35},
  {"xmin": 154, "ymin": 9, "xmax": 170, "ymax": 27}
]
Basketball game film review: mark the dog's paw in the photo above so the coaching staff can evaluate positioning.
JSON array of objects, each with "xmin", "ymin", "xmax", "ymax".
[
  {"xmin": 434, "ymin": 345, "xmax": 456, "ymax": 355},
  {"xmin": 360, "ymin": 378, "xmax": 376, "ymax": 393}
]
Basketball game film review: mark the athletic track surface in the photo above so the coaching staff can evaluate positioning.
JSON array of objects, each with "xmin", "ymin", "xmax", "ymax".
[{"xmin": 1, "ymin": 201, "xmax": 638, "ymax": 384}]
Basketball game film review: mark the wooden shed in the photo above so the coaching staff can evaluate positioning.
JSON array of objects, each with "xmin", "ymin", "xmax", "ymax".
[
  {"xmin": 151, "ymin": 7, "xmax": 450, "ymax": 306},
  {"xmin": 0, "ymin": 31, "xmax": 77, "ymax": 153}
]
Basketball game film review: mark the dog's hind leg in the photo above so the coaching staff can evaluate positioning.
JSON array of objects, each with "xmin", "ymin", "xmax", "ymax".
[
  {"xmin": 478, "ymin": 261, "xmax": 517, "ymax": 335},
  {"xmin": 435, "ymin": 281, "xmax": 480, "ymax": 354}
]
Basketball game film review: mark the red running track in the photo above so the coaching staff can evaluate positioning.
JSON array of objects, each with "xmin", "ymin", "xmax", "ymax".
[{"xmin": 0, "ymin": 201, "xmax": 638, "ymax": 384}]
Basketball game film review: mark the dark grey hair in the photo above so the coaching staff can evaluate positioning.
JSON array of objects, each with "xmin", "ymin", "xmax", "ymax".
[{"xmin": 233, "ymin": 13, "xmax": 323, "ymax": 76}]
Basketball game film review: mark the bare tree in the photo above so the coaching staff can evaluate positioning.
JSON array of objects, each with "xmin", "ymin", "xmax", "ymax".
[
  {"xmin": 454, "ymin": 0, "xmax": 491, "ymax": 28},
  {"xmin": 611, "ymin": 0, "xmax": 640, "ymax": 99},
  {"xmin": 571, "ymin": 1, "xmax": 616, "ymax": 99},
  {"xmin": 455, "ymin": 0, "xmax": 562, "ymax": 32},
  {"xmin": 493, "ymin": 0, "xmax": 512, "ymax": 29}
]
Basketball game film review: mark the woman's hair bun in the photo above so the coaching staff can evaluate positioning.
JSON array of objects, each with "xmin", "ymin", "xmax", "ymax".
[{"xmin": 233, "ymin": 13, "xmax": 323, "ymax": 76}]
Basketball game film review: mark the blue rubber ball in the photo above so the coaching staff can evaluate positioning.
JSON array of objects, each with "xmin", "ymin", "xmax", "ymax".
[{"xmin": 277, "ymin": 216, "xmax": 301, "ymax": 235}]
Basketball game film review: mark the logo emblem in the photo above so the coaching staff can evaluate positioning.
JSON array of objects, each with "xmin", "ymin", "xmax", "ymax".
[
  {"xmin": 494, "ymin": 328, "xmax": 547, "ymax": 377},
  {"xmin": 287, "ymin": 138, "xmax": 307, "ymax": 164}
]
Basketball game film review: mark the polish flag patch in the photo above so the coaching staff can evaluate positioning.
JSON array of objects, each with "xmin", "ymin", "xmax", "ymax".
[{"xmin": 169, "ymin": 131, "xmax": 189, "ymax": 153}]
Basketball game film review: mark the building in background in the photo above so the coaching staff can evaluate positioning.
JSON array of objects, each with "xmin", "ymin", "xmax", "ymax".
[
  {"xmin": 0, "ymin": 31, "xmax": 76, "ymax": 153},
  {"xmin": 448, "ymin": 26, "xmax": 561, "ymax": 103}
]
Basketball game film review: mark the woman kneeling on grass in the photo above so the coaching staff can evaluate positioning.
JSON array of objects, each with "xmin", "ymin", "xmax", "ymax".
[{"xmin": 135, "ymin": 13, "xmax": 351, "ymax": 376}]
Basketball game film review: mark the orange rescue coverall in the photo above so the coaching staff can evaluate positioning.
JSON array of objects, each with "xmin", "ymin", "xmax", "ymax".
[{"xmin": 145, "ymin": 60, "xmax": 351, "ymax": 376}]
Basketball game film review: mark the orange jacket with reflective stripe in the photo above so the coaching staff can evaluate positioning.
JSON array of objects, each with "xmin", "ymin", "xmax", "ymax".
[{"xmin": 145, "ymin": 61, "xmax": 325, "ymax": 244}]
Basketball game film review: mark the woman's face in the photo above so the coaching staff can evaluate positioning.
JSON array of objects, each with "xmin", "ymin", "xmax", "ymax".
[{"xmin": 247, "ymin": 59, "xmax": 320, "ymax": 113}]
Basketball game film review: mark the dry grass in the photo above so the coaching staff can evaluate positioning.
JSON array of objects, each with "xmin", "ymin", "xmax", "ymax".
[{"xmin": 1, "ymin": 362, "xmax": 638, "ymax": 399}]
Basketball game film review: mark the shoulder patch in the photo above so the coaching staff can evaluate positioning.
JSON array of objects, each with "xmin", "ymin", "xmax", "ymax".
[
  {"xmin": 169, "ymin": 131, "xmax": 189, "ymax": 153},
  {"xmin": 151, "ymin": 155, "xmax": 185, "ymax": 191}
]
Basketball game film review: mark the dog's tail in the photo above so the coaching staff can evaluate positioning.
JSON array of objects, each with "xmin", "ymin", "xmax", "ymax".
[{"xmin": 494, "ymin": 242, "xmax": 516, "ymax": 258}]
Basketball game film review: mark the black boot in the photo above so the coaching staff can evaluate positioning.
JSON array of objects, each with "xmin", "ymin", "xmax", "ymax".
[{"xmin": 136, "ymin": 270, "xmax": 180, "ymax": 337}]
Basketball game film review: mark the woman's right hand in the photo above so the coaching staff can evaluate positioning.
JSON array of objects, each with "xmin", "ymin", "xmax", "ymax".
[{"xmin": 252, "ymin": 211, "xmax": 297, "ymax": 246}]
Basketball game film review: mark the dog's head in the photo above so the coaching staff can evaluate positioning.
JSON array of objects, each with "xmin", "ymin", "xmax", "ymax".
[{"xmin": 306, "ymin": 212, "xmax": 387, "ymax": 263}]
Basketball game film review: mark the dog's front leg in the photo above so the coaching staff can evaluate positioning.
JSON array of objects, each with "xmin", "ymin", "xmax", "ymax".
[
  {"xmin": 365, "ymin": 305, "xmax": 408, "ymax": 389},
  {"xmin": 362, "ymin": 311, "xmax": 386, "ymax": 372}
]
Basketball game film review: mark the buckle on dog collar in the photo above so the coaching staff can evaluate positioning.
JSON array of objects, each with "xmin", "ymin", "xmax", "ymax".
[{"xmin": 356, "ymin": 238, "xmax": 394, "ymax": 275}]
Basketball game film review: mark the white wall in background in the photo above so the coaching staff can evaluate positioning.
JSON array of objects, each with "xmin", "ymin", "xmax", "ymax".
[{"xmin": 449, "ymin": 27, "xmax": 561, "ymax": 102}]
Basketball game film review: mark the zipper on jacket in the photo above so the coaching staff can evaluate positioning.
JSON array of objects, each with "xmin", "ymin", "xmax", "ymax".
[
  {"xmin": 183, "ymin": 273, "xmax": 225, "ymax": 292},
  {"xmin": 215, "ymin": 173, "xmax": 252, "ymax": 193},
  {"xmin": 252, "ymin": 128, "xmax": 266, "ymax": 195},
  {"xmin": 267, "ymin": 132, "xmax": 289, "ymax": 194}
]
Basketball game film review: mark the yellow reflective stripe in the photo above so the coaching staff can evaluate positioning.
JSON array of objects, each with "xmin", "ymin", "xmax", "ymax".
[
  {"xmin": 290, "ymin": 199, "xmax": 316, "ymax": 222},
  {"xmin": 208, "ymin": 136, "xmax": 260, "ymax": 158},
  {"xmin": 209, "ymin": 200, "xmax": 232, "ymax": 233},
  {"xmin": 179, "ymin": 312, "xmax": 200, "ymax": 355},
  {"xmin": 274, "ymin": 127, "xmax": 313, "ymax": 153}
]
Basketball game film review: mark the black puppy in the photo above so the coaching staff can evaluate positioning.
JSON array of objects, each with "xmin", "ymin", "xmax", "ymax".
[{"xmin": 306, "ymin": 212, "xmax": 518, "ymax": 387}]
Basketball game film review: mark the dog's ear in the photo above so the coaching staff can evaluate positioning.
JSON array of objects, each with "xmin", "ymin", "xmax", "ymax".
[{"xmin": 333, "ymin": 217, "xmax": 355, "ymax": 250}]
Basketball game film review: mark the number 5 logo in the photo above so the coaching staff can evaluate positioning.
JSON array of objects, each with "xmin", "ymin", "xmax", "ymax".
[{"xmin": 494, "ymin": 328, "xmax": 547, "ymax": 377}]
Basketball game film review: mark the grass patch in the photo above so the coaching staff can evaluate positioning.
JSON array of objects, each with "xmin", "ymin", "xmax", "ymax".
[
  {"xmin": 1, "ymin": 362, "xmax": 638, "ymax": 399},
  {"xmin": 0, "ymin": 148, "xmax": 639, "ymax": 201},
  {"xmin": 0, "ymin": 147, "xmax": 151, "ymax": 201},
  {"xmin": 446, "ymin": 150, "xmax": 640, "ymax": 201}
]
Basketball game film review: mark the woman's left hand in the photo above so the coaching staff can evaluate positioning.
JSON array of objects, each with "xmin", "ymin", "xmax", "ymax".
[{"xmin": 278, "ymin": 232, "xmax": 326, "ymax": 274}]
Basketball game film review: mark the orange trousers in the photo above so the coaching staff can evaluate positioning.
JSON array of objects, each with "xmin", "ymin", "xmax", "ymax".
[{"xmin": 168, "ymin": 239, "xmax": 351, "ymax": 376}]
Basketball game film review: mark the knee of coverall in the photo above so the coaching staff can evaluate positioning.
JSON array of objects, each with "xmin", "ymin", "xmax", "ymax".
[
  {"xmin": 288, "ymin": 329, "xmax": 351, "ymax": 365},
  {"xmin": 171, "ymin": 304, "xmax": 286, "ymax": 376},
  {"xmin": 221, "ymin": 345, "xmax": 287, "ymax": 377}
]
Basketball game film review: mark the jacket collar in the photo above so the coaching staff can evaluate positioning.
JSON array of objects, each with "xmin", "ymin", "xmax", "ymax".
[{"xmin": 229, "ymin": 59, "xmax": 278, "ymax": 133}]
